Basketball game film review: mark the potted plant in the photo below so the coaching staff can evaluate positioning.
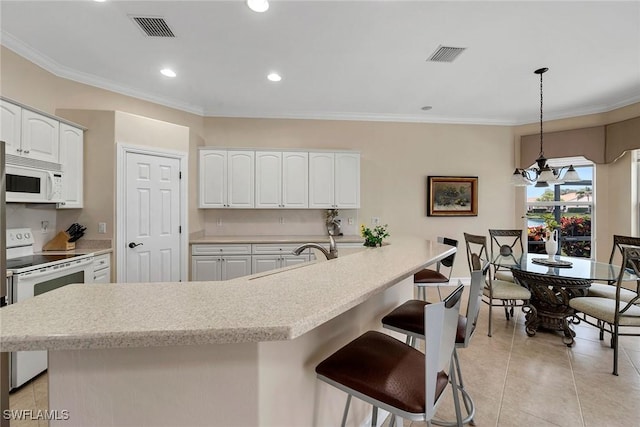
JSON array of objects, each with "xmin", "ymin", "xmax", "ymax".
[{"xmin": 360, "ymin": 224, "xmax": 390, "ymax": 247}]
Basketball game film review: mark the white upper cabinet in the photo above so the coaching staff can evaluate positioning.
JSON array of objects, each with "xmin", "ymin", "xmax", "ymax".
[
  {"xmin": 282, "ymin": 152, "xmax": 309, "ymax": 208},
  {"xmin": 21, "ymin": 109, "xmax": 60, "ymax": 163},
  {"xmin": 227, "ymin": 150, "xmax": 255, "ymax": 208},
  {"xmin": 334, "ymin": 152, "xmax": 360, "ymax": 208},
  {"xmin": 255, "ymin": 151, "xmax": 282, "ymax": 208},
  {"xmin": 1, "ymin": 100, "xmax": 22, "ymax": 155},
  {"xmin": 199, "ymin": 149, "xmax": 254, "ymax": 208},
  {"xmin": 57, "ymin": 123, "xmax": 84, "ymax": 208},
  {"xmin": 309, "ymin": 152, "xmax": 360, "ymax": 208},
  {"xmin": 256, "ymin": 151, "xmax": 308, "ymax": 208}
]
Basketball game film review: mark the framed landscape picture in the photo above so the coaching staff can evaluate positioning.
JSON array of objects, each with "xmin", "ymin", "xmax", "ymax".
[{"xmin": 427, "ymin": 176, "xmax": 478, "ymax": 216}]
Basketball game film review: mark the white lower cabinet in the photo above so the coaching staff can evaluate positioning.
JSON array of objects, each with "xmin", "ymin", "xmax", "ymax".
[
  {"xmin": 251, "ymin": 244, "xmax": 310, "ymax": 275},
  {"xmin": 191, "ymin": 244, "xmax": 253, "ymax": 281},
  {"xmin": 92, "ymin": 254, "xmax": 111, "ymax": 283}
]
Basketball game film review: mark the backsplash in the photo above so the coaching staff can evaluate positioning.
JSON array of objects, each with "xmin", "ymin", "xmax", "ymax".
[
  {"xmin": 203, "ymin": 209, "xmax": 359, "ymax": 236},
  {"xmin": 5, "ymin": 203, "xmax": 58, "ymax": 250}
]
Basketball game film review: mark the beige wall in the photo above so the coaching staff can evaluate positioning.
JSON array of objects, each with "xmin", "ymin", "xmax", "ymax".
[{"xmin": 204, "ymin": 118, "xmax": 516, "ymax": 277}]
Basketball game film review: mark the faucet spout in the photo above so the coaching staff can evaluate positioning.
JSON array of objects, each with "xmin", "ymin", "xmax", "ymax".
[{"xmin": 292, "ymin": 239, "xmax": 338, "ymax": 260}]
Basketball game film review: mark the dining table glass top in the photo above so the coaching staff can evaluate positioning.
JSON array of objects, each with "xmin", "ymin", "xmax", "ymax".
[{"xmin": 490, "ymin": 253, "xmax": 635, "ymax": 282}]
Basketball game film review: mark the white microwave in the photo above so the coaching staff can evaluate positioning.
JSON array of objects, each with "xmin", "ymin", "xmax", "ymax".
[{"xmin": 6, "ymin": 164, "xmax": 64, "ymax": 203}]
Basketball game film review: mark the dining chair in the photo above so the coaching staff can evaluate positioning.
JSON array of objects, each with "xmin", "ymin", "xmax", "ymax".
[
  {"xmin": 587, "ymin": 235, "xmax": 640, "ymax": 303},
  {"xmin": 569, "ymin": 247, "xmax": 640, "ymax": 375},
  {"xmin": 315, "ymin": 285, "xmax": 465, "ymax": 427},
  {"xmin": 381, "ymin": 266, "xmax": 486, "ymax": 426},
  {"xmin": 414, "ymin": 237, "xmax": 458, "ymax": 301},
  {"xmin": 464, "ymin": 232, "xmax": 531, "ymax": 337},
  {"xmin": 488, "ymin": 229, "xmax": 524, "ymax": 283}
]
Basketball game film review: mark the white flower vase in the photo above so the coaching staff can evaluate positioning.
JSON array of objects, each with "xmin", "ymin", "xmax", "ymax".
[{"xmin": 544, "ymin": 229, "xmax": 559, "ymax": 259}]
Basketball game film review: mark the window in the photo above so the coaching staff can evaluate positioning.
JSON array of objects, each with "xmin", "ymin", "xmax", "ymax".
[{"xmin": 526, "ymin": 161, "xmax": 594, "ymax": 258}]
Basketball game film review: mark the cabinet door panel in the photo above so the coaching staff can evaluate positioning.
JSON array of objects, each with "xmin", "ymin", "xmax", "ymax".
[
  {"xmin": 222, "ymin": 256, "xmax": 252, "ymax": 280},
  {"xmin": 255, "ymin": 151, "xmax": 282, "ymax": 208},
  {"xmin": 282, "ymin": 152, "xmax": 308, "ymax": 208},
  {"xmin": 252, "ymin": 255, "xmax": 280, "ymax": 274},
  {"xmin": 1, "ymin": 101, "xmax": 22, "ymax": 155},
  {"xmin": 281, "ymin": 255, "xmax": 309, "ymax": 268},
  {"xmin": 334, "ymin": 153, "xmax": 360, "ymax": 208},
  {"xmin": 192, "ymin": 256, "xmax": 221, "ymax": 281},
  {"xmin": 227, "ymin": 151, "xmax": 254, "ymax": 208},
  {"xmin": 309, "ymin": 152, "xmax": 335, "ymax": 208},
  {"xmin": 21, "ymin": 109, "xmax": 59, "ymax": 163},
  {"xmin": 58, "ymin": 124, "xmax": 84, "ymax": 208},
  {"xmin": 199, "ymin": 150, "xmax": 227, "ymax": 208}
]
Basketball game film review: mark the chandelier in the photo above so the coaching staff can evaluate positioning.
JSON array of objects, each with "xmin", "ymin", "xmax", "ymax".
[{"xmin": 511, "ymin": 67, "xmax": 581, "ymax": 187}]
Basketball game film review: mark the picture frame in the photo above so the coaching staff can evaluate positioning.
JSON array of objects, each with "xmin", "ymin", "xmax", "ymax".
[{"xmin": 427, "ymin": 176, "xmax": 478, "ymax": 216}]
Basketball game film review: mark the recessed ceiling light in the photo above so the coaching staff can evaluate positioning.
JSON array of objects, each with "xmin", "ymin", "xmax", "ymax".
[
  {"xmin": 421, "ymin": 106, "xmax": 433, "ymax": 111},
  {"xmin": 267, "ymin": 72, "xmax": 282, "ymax": 82},
  {"xmin": 247, "ymin": 0, "xmax": 269, "ymax": 13},
  {"xmin": 160, "ymin": 68, "xmax": 177, "ymax": 78}
]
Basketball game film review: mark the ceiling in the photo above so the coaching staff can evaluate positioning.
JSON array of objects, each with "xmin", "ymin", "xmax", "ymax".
[{"xmin": 1, "ymin": 1, "xmax": 639, "ymax": 125}]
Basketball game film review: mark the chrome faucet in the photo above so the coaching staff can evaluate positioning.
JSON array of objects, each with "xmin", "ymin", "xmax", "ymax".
[{"xmin": 292, "ymin": 235, "xmax": 338, "ymax": 260}]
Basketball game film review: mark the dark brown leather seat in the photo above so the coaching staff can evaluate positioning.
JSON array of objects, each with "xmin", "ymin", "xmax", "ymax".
[
  {"xmin": 381, "ymin": 300, "xmax": 467, "ymax": 343},
  {"xmin": 414, "ymin": 269, "xmax": 448, "ymax": 283},
  {"xmin": 315, "ymin": 331, "xmax": 449, "ymax": 414}
]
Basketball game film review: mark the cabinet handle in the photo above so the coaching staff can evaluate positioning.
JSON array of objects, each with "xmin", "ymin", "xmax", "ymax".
[
  {"xmin": 16, "ymin": 148, "xmax": 22, "ymax": 153},
  {"xmin": 23, "ymin": 150, "xmax": 30, "ymax": 154}
]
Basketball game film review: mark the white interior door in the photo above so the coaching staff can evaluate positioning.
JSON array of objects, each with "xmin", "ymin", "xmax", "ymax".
[{"xmin": 124, "ymin": 151, "xmax": 182, "ymax": 282}]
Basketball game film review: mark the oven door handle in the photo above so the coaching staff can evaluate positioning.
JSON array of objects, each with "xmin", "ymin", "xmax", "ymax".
[{"xmin": 16, "ymin": 258, "xmax": 94, "ymax": 280}]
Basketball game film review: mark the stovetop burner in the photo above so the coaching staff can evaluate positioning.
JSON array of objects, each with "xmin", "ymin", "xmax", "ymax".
[{"xmin": 6, "ymin": 254, "xmax": 84, "ymax": 270}]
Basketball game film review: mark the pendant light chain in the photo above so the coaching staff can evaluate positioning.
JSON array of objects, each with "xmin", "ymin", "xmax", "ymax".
[{"xmin": 539, "ymin": 70, "xmax": 544, "ymax": 157}]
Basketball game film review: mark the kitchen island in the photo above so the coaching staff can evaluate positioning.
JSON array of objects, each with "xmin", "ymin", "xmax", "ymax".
[{"xmin": 0, "ymin": 237, "xmax": 454, "ymax": 426}]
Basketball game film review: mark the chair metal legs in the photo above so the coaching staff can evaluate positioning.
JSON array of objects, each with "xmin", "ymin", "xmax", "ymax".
[
  {"xmin": 341, "ymin": 395, "xmax": 352, "ymax": 427},
  {"xmin": 432, "ymin": 350, "xmax": 475, "ymax": 427}
]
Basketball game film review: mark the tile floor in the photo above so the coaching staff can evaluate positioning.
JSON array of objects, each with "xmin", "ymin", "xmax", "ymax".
[{"xmin": 8, "ymin": 286, "xmax": 640, "ymax": 427}]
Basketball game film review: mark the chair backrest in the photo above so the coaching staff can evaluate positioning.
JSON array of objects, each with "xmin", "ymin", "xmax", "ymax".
[
  {"xmin": 463, "ymin": 232, "xmax": 488, "ymax": 274},
  {"xmin": 616, "ymin": 247, "xmax": 640, "ymax": 315},
  {"xmin": 609, "ymin": 235, "xmax": 640, "ymax": 265},
  {"xmin": 459, "ymin": 263, "xmax": 487, "ymax": 347},
  {"xmin": 424, "ymin": 284, "xmax": 464, "ymax": 420},
  {"xmin": 489, "ymin": 229, "xmax": 523, "ymax": 276},
  {"xmin": 435, "ymin": 237, "xmax": 458, "ymax": 277}
]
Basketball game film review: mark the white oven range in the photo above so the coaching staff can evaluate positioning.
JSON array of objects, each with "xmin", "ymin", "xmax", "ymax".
[{"xmin": 5, "ymin": 228, "xmax": 94, "ymax": 390}]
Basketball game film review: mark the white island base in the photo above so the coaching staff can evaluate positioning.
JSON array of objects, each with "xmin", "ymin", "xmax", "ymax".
[{"xmin": 49, "ymin": 278, "xmax": 413, "ymax": 427}]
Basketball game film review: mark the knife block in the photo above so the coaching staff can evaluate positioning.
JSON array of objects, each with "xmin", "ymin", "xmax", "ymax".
[{"xmin": 43, "ymin": 231, "xmax": 76, "ymax": 251}]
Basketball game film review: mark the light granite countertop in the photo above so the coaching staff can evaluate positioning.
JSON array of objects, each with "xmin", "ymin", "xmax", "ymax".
[
  {"xmin": 0, "ymin": 237, "xmax": 454, "ymax": 352},
  {"xmin": 190, "ymin": 234, "xmax": 363, "ymax": 244}
]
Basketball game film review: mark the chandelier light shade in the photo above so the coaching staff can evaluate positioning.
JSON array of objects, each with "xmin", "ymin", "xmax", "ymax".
[{"xmin": 512, "ymin": 68, "xmax": 581, "ymax": 187}]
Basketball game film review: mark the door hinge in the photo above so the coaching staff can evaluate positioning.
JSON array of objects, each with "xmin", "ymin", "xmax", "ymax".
[
  {"xmin": 179, "ymin": 171, "xmax": 182, "ymax": 179},
  {"xmin": 179, "ymin": 226, "xmax": 182, "ymax": 233}
]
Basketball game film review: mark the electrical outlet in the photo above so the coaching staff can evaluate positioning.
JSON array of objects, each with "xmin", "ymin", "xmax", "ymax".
[
  {"xmin": 41, "ymin": 221, "xmax": 49, "ymax": 233},
  {"xmin": 371, "ymin": 217, "xmax": 380, "ymax": 225},
  {"xmin": 216, "ymin": 218, "xmax": 223, "ymax": 226},
  {"xmin": 348, "ymin": 217, "xmax": 354, "ymax": 225},
  {"xmin": 98, "ymin": 222, "xmax": 107, "ymax": 234}
]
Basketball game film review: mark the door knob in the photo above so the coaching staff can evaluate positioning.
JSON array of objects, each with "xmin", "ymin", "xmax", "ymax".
[{"xmin": 128, "ymin": 242, "xmax": 143, "ymax": 248}]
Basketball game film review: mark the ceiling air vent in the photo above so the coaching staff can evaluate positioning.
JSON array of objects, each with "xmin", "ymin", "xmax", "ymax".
[
  {"xmin": 427, "ymin": 46, "xmax": 466, "ymax": 63},
  {"xmin": 131, "ymin": 16, "xmax": 175, "ymax": 37}
]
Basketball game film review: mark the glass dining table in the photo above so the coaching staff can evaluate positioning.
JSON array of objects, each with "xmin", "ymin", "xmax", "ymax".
[
  {"xmin": 491, "ymin": 253, "xmax": 633, "ymax": 283},
  {"xmin": 490, "ymin": 253, "xmax": 636, "ymax": 345}
]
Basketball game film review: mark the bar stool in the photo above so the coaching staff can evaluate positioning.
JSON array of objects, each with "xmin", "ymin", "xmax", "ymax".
[
  {"xmin": 316, "ymin": 285, "xmax": 465, "ymax": 427},
  {"xmin": 381, "ymin": 266, "xmax": 486, "ymax": 426},
  {"xmin": 414, "ymin": 237, "xmax": 458, "ymax": 301}
]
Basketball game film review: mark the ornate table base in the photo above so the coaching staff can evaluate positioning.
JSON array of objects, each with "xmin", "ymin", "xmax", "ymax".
[{"xmin": 512, "ymin": 270, "xmax": 592, "ymax": 346}]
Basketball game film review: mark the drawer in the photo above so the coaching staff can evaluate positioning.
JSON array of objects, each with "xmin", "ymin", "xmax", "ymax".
[
  {"xmin": 93, "ymin": 253, "xmax": 111, "ymax": 271},
  {"xmin": 252, "ymin": 243, "xmax": 308, "ymax": 255},
  {"xmin": 192, "ymin": 244, "xmax": 252, "ymax": 256}
]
